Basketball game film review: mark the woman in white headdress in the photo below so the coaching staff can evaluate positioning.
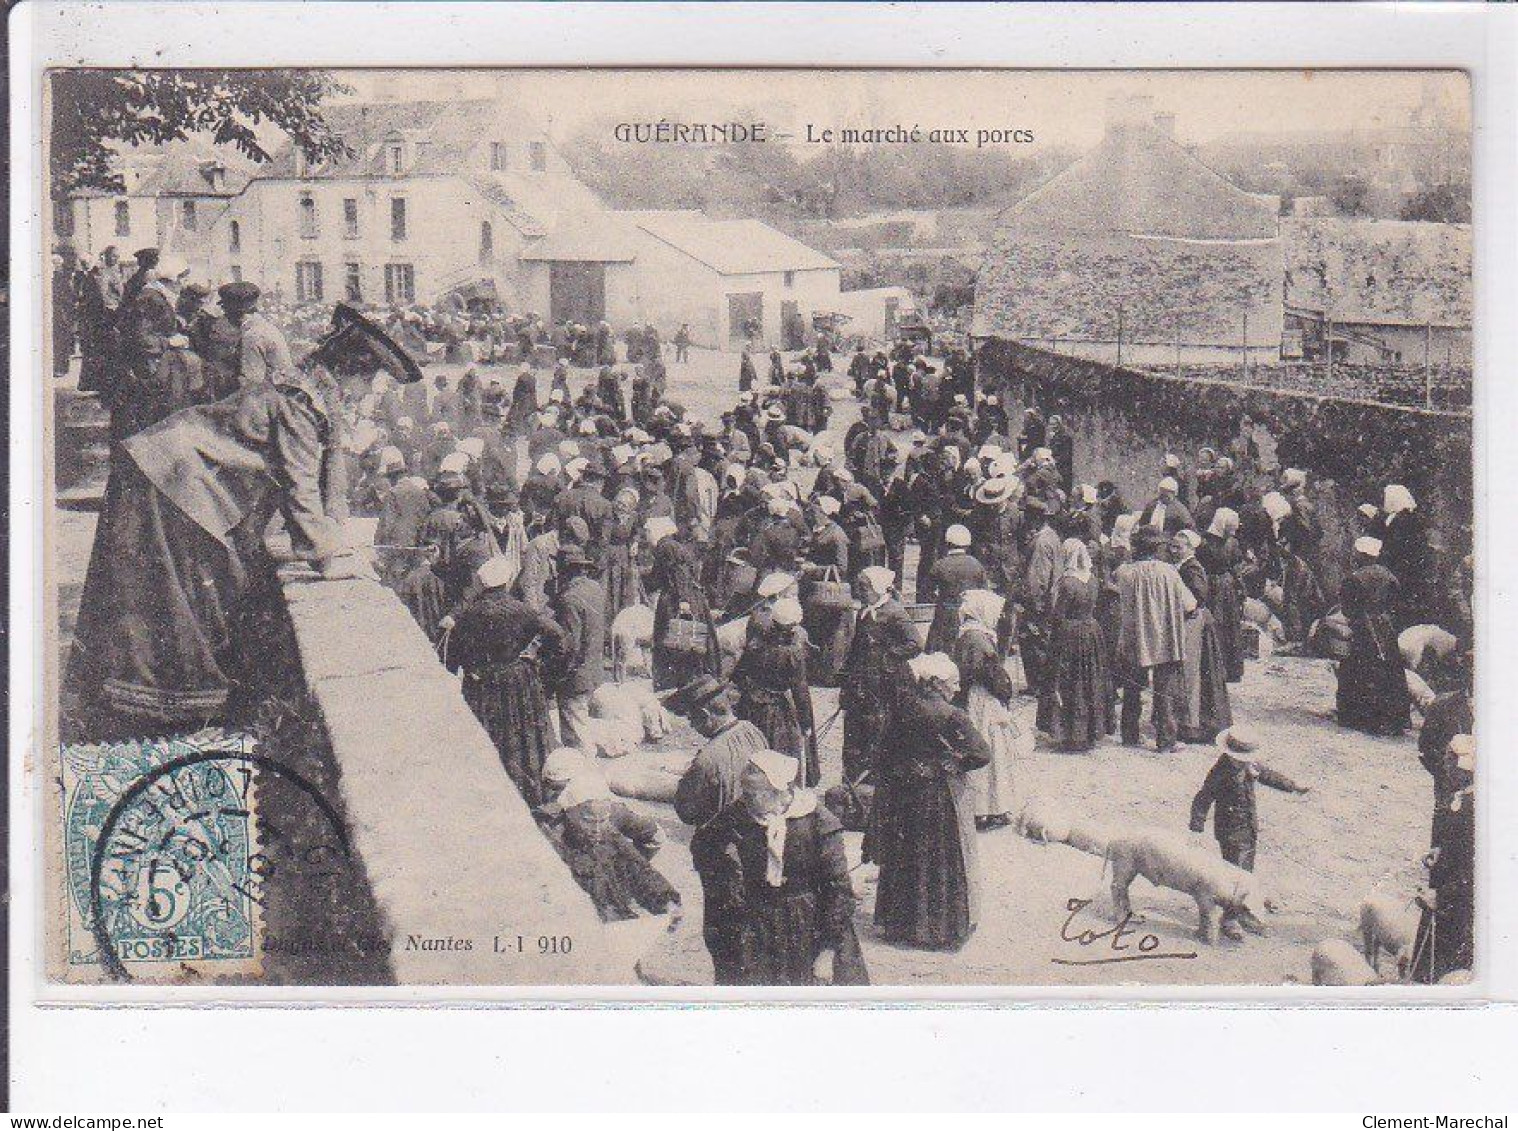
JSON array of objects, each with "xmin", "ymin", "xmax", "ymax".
[
  {"xmin": 1198, "ymin": 507, "xmax": 1246, "ymax": 682},
  {"xmin": 1378, "ymin": 484, "xmax": 1432, "ymax": 628},
  {"xmin": 1037, "ymin": 538, "xmax": 1110, "ymax": 752},
  {"xmin": 690, "ymin": 750, "xmax": 869, "ymax": 985},
  {"xmin": 952, "ymin": 589, "xmax": 1026, "ymax": 827},
  {"xmin": 869, "ymin": 653, "xmax": 989, "ymax": 951},
  {"xmin": 535, "ymin": 747, "xmax": 680, "ymax": 924},
  {"xmin": 443, "ymin": 555, "xmax": 565, "ymax": 806},
  {"xmin": 1172, "ymin": 528, "xmax": 1233, "ymax": 743}
]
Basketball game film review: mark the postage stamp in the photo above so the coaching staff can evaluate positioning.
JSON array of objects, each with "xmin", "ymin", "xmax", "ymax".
[{"xmin": 61, "ymin": 729, "xmax": 264, "ymax": 982}]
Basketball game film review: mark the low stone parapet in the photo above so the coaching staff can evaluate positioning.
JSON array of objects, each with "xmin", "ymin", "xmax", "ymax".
[{"xmin": 279, "ymin": 573, "xmax": 625, "ymax": 986}]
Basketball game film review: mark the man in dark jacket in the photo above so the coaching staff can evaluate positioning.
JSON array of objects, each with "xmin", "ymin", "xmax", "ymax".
[{"xmin": 551, "ymin": 544, "xmax": 607, "ymax": 746}]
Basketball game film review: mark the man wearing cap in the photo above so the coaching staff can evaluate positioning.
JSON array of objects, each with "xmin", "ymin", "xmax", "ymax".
[
  {"xmin": 553, "ymin": 453, "xmax": 614, "ymax": 568},
  {"xmin": 1190, "ymin": 725, "xmax": 1308, "ymax": 928},
  {"xmin": 1335, "ymin": 535, "xmax": 1411, "ymax": 736},
  {"xmin": 1045, "ymin": 414, "xmax": 1076, "ymax": 496},
  {"xmin": 1139, "ymin": 475, "xmax": 1196, "ymax": 535},
  {"xmin": 690, "ymin": 750, "xmax": 869, "ymax": 985},
  {"xmin": 840, "ymin": 566, "xmax": 922, "ymax": 783},
  {"xmin": 119, "ymin": 246, "xmax": 159, "ymax": 310},
  {"xmin": 232, "ymin": 281, "xmax": 297, "ymax": 389},
  {"xmin": 672, "ymin": 676, "xmax": 770, "ymax": 830},
  {"xmin": 1018, "ymin": 497, "xmax": 1063, "ymax": 694},
  {"xmin": 188, "ymin": 282, "xmax": 244, "ymax": 400},
  {"xmin": 548, "ymin": 540, "xmax": 607, "ymax": 746}
]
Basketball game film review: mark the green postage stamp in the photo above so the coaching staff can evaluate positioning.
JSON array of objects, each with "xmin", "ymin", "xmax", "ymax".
[{"xmin": 60, "ymin": 730, "xmax": 263, "ymax": 982}]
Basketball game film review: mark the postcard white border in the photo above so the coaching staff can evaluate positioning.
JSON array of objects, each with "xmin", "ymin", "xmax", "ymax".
[{"xmin": 10, "ymin": 0, "xmax": 1518, "ymax": 1109}]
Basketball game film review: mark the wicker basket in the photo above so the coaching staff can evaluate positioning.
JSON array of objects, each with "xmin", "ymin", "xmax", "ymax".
[
  {"xmin": 807, "ymin": 567, "xmax": 853, "ymax": 611},
  {"xmin": 663, "ymin": 615, "xmax": 712, "ymax": 657}
]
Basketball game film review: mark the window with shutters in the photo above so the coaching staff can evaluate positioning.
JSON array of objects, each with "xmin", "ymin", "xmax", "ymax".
[
  {"xmin": 295, "ymin": 261, "xmax": 324, "ymax": 303},
  {"xmin": 345, "ymin": 262, "xmax": 362, "ymax": 302},
  {"xmin": 384, "ymin": 263, "xmax": 415, "ymax": 304},
  {"xmin": 299, "ymin": 192, "xmax": 318, "ymax": 238},
  {"xmin": 343, "ymin": 198, "xmax": 359, "ymax": 238},
  {"xmin": 529, "ymin": 141, "xmax": 547, "ymax": 172},
  {"xmin": 490, "ymin": 142, "xmax": 507, "ymax": 171}
]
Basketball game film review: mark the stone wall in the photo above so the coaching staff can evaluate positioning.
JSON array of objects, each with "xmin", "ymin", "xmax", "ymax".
[
  {"xmin": 276, "ymin": 572, "xmax": 624, "ymax": 986},
  {"xmin": 975, "ymin": 339, "xmax": 1473, "ymax": 597}
]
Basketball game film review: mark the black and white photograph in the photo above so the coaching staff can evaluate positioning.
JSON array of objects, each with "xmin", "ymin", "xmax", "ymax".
[
  {"xmin": 35, "ymin": 64, "xmax": 1481, "ymax": 989},
  {"xmin": 35, "ymin": 63, "xmax": 1480, "ymax": 993}
]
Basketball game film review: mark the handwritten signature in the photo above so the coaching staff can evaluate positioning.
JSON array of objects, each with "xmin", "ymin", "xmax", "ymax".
[{"xmin": 1050, "ymin": 898, "xmax": 1199, "ymax": 966}]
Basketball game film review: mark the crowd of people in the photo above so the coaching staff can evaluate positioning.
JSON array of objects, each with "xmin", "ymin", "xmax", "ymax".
[{"xmin": 61, "ymin": 250, "xmax": 1475, "ymax": 988}]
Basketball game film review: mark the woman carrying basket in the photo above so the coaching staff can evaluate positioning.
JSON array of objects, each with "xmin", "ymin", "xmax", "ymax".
[
  {"xmin": 733, "ymin": 598, "xmax": 818, "ymax": 786},
  {"xmin": 800, "ymin": 496, "xmax": 853, "ymax": 686}
]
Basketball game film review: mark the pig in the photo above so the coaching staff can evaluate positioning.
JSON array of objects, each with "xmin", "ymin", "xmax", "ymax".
[
  {"xmin": 1311, "ymin": 938, "xmax": 1382, "ymax": 986},
  {"xmin": 589, "ymin": 678, "xmax": 676, "ymax": 743},
  {"xmin": 1063, "ymin": 820, "xmax": 1109, "ymax": 858},
  {"xmin": 1398, "ymin": 624, "xmax": 1459, "ymax": 673},
  {"xmin": 1105, "ymin": 828, "xmax": 1272, "ymax": 944},
  {"xmin": 1358, "ymin": 894, "xmax": 1416, "ymax": 979},
  {"xmin": 574, "ymin": 715, "xmax": 642, "ymax": 760},
  {"xmin": 609, "ymin": 603, "xmax": 655, "ymax": 682},
  {"xmin": 1016, "ymin": 796, "xmax": 1072, "ymax": 845}
]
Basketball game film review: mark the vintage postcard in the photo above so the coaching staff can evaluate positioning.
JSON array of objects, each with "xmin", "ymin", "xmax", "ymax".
[{"xmin": 38, "ymin": 65, "xmax": 1476, "ymax": 994}]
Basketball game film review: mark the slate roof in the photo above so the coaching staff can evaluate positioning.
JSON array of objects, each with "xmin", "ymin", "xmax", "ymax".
[{"xmin": 1002, "ymin": 120, "xmax": 1280, "ymax": 241}]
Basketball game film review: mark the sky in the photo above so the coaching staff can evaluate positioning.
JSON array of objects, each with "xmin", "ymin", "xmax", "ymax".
[{"xmin": 330, "ymin": 68, "xmax": 1470, "ymax": 151}]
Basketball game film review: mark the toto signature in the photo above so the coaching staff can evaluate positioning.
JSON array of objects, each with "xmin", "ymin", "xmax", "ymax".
[{"xmin": 1050, "ymin": 898, "xmax": 1199, "ymax": 966}]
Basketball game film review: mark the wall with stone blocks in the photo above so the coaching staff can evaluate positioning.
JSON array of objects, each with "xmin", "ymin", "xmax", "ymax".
[{"xmin": 279, "ymin": 573, "xmax": 626, "ymax": 986}]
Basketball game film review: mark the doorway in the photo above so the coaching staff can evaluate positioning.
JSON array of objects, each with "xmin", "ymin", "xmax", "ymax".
[{"xmin": 549, "ymin": 262, "xmax": 607, "ymax": 325}]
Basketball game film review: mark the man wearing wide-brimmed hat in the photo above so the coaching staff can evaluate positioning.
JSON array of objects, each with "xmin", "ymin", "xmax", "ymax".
[{"xmin": 671, "ymin": 675, "xmax": 768, "ymax": 830}]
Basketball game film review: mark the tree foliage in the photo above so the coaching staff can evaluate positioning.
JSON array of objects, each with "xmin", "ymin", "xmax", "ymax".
[
  {"xmin": 561, "ymin": 121, "xmax": 1071, "ymax": 223},
  {"xmin": 49, "ymin": 69, "xmax": 351, "ymax": 197}
]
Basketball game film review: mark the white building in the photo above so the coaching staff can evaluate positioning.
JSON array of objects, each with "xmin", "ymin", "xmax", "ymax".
[
  {"xmin": 55, "ymin": 141, "xmax": 256, "ymax": 264},
  {"xmin": 520, "ymin": 210, "xmax": 842, "ymax": 350},
  {"xmin": 58, "ymin": 99, "xmax": 603, "ymax": 309}
]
